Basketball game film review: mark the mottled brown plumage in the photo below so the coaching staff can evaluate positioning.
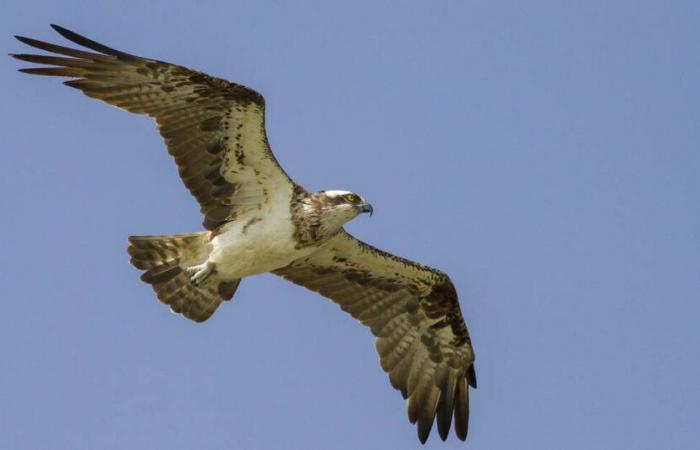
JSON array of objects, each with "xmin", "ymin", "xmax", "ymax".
[
  {"xmin": 13, "ymin": 24, "xmax": 293, "ymax": 231},
  {"xmin": 12, "ymin": 25, "xmax": 477, "ymax": 443},
  {"xmin": 274, "ymin": 230, "xmax": 475, "ymax": 442}
]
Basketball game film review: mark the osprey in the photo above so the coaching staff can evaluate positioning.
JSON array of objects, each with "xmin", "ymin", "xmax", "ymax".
[{"xmin": 12, "ymin": 25, "xmax": 476, "ymax": 443}]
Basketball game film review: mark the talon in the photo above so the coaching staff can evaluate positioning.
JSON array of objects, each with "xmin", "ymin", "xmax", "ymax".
[{"xmin": 186, "ymin": 261, "xmax": 215, "ymax": 286}]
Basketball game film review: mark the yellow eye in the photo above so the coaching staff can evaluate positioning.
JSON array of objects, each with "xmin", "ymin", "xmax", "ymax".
[{"xmin": 345, "ymin": 194, "xmax": 358, "ymax": 203}]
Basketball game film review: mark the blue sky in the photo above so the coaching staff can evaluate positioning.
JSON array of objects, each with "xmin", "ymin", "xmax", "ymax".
[{"xmin": 2, "ymin": 1, "xmax": 699, "ymax": 449}]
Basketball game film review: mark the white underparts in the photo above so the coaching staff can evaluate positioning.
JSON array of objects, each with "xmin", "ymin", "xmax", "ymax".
[{"xmin": 206, "ymin": 201, "xmax": 316, "ymax": 280}]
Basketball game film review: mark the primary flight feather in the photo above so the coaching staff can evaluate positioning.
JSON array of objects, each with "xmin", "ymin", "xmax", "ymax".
[{"xmin": 12, "ymin": 25, "xmax": 476, "ymax": 443}]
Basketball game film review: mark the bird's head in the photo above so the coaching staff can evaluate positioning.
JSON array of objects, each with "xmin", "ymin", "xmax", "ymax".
[{"xmin": 310, "ymin": 190, "xmax": 373, "ymax": 231}]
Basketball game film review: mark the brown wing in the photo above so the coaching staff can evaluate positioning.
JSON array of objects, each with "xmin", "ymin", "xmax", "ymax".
[
  {"xmin": 273, "ymin": 231, "xmax": 476, "ymax": 443},
  {"xmin": 12, "ymin": 25, "xmax": 295, "ymax": 230}
]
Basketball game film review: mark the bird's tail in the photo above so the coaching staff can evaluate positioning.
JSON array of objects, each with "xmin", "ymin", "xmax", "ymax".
[{"xmin": 127, "ymin": 232, "xmax": 239, "ymax": 322}]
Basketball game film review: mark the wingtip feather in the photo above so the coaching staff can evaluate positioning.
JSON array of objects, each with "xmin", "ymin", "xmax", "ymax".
[
  {"xmin": 467, "ymin": 364, "xmax": 477, "ymax": 389},
  {"xmin": 417, "ymin": 418, "xmax": 434, "ymax": 444},
  {"xmin": 453, "ymin": 377, "xmax": 469, "ymax": 441},
  {"xmin": 50, "ymin": 24, "xmax": 76, "ymax": 39},
  {"xmin": 418, "ymin": 429, "xmax": 429, "ymax": 445},
  {"xmin": 63, "ymin": 80, "xmax": 83, "ymax": 89},
  {"xmin": 49, "ymin": 23, "xmax": 126, "ymax": 57},
  {"xmin": 14, "ymin": 35, "xmax": 35, "ymax": 46}
]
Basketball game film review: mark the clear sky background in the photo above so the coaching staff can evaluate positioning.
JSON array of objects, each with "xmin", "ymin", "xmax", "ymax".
[{"xmin": 1, "ymin": 1, "xmax": 698, "ymax": 449}]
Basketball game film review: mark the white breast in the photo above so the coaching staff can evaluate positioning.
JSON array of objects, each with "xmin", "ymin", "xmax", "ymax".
[{"xmin": 208, "ymin": 199, "xmax": 314, "ymax": 278}]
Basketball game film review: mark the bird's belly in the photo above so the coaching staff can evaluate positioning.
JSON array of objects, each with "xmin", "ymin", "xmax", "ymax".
[{"xmin": 208, "ymin": 214, "xmax": 313, "ymax": 278}]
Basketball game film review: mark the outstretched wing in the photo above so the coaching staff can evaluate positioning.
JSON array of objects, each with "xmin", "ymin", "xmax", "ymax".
[
  {"xmin": 12, "ymin": 25, "xmax": 294, "ymax": 230},
  {"xmin": 274, "ymin": 231, "xmax": 476, "ymax": 443}
]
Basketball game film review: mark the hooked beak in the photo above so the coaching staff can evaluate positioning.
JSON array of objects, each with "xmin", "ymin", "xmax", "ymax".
[{"xmin": 357, "ymin": 202, "xmax": 374, "ymax": 216}]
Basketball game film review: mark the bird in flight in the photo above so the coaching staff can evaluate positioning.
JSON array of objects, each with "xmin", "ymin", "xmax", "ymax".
[{"xmin": 12, "ymin": 25, "xmax": 476, "ymax": 443}]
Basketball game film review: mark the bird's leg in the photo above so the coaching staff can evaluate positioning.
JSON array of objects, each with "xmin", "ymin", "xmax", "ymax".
[{"xmin": 186, "ymin": 261, "xmax": 216, "ymax": 287}]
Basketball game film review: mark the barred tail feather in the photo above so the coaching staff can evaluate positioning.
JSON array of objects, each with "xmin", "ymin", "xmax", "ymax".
[{"xmin": 127, "ymin": 232, "xmax": 239, "ymax": 322}]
